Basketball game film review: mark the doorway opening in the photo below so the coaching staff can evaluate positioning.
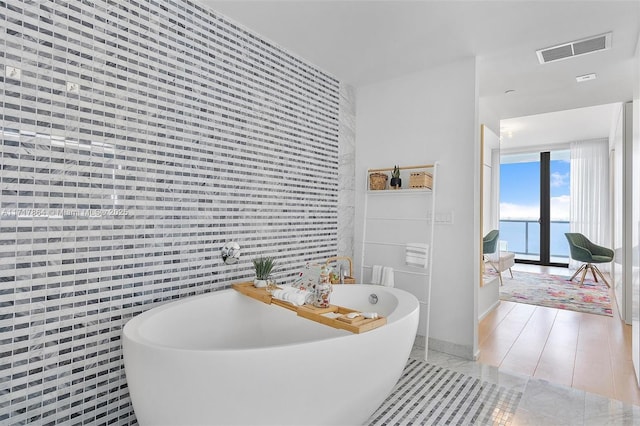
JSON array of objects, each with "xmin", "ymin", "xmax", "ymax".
[{"xmin": 499, "ymin": 149, "xmax": 570, "ymax": 267}]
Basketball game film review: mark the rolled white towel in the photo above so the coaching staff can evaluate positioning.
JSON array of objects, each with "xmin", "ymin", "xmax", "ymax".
[{"xmin": 272, "ymin": 287, "xmax": 310, "ymax": 306}]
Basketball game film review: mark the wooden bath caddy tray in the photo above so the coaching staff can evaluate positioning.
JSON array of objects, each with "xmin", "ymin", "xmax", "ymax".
[{"xmin": 232, "ymin": 282, "xmax": 386, "ymax": 334}]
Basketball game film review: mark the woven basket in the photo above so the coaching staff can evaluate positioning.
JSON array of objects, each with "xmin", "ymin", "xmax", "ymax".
[
  {"xmin": 369, "ymin": 172, "xmax": 388, "ymax": 190},
  {"xmin": 409, "ymin": 172, "xmax": 433, "ymax": 189}
]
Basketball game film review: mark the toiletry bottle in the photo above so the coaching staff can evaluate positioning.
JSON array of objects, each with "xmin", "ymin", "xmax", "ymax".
[{"xmin": 314, "ymin": 266, "xmax": 332, "ymax": 308}]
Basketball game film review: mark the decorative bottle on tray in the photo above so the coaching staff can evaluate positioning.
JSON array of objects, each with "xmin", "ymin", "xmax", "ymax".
[{"xmin": 314, "ymin": 266, "xmax": 332, "ymax": 308}]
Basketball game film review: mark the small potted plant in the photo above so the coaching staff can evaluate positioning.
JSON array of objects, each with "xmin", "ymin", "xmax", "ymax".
[
  {"xmin": 390, "ymin": 165, "xmax": 402, "ymax": 189},
  {"xmin": 253, "ymin": 256, "xmax": 277, "ymax": 288}
]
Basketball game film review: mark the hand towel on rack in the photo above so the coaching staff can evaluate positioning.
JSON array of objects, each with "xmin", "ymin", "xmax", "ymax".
[
  {"xmin": 405, "ymin": 243, "xmax": 428, "ymax": 268},
  {"xmin": 371, "ymin": 265, "xmax": 383, "ymax": 285},
  {"xmin": 380, "ymin": 266, "xmax": 395, "ymax": 287}
]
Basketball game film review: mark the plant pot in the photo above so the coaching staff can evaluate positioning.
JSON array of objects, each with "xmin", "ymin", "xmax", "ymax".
[
  {"xmin": 254, "ymin": 279, "xmax": 267, "ymax": 288},
  {"xmin": 265, "ymin": 279, "xmax": 278, "ymax": 294},
  {"xmin": 390, "ymin": 177, "xmax": 402, "ymax": 189}
]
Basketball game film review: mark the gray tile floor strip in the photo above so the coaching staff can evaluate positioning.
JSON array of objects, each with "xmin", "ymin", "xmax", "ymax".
[
  {"xmin": 466, "ymin": 381, "xmax": 494, "ymax": 423},
  {"xmin": 411, "ymin": 370, "xmax": 467, "ymax": 425},
  {"xmin": 368, "ymin": 359, "xmax": 523, "ymax": 425},
  {"xmin": 396, "ymin": 365, "xmax": 455, "ymax": 425},
  {"xmin": 375, "ymin": 363, "xmax": 453, "ymax": 425},
  {"xmin": 439, "ymin": 375, "xmax": 483, "ymax": 425},
  {"xmin": 395, "ymin": 366, "xmax": 454, "ymax": 425},
  {"xmin": 373, "ymin": 360, "xmax": 444, "ymax": 425},
  {"xmin": 434, "ymin": 373, "xmax": 479, "ymax": 425},
  {"xmin": 371, "ymin": 361, "xmax": 422, "ymax": 425}
]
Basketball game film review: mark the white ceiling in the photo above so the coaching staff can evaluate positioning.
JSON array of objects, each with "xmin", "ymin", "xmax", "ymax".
[
  {"xmin": 200, "ymin": 0, "xmax": 639, "ymax": 147},
  {"xmin": 499, "ymin": 102, "xmax": 619, "ymax": 152}
]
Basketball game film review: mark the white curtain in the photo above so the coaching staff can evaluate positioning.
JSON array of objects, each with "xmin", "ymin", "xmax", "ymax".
[{"xmin": 569, "ymin": 138, "xmax": 610, "ymax": 271}]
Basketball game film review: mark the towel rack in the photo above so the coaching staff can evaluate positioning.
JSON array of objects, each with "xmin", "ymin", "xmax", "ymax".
[
  {"xmin": 360, "ymin": 162, "xmax": 439, "ymax": 361},
  {"xmin": 362, "ymin": 265, "xmax": 428, "ymax": 277},
  {"xmin": 362, "ymin": 241, "xmax": 407, "ymax": 247},
  {"xmin": 366, "ymin": 216, "xmax": 430, "ymax": 222}
]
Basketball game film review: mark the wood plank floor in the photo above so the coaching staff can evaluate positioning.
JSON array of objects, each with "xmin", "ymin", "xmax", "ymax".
[{"xmin": 478, "ymin": 263, "xmax": 640, "ymax": 406}]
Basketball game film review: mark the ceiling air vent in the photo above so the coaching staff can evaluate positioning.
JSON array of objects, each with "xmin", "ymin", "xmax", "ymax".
[{"xmin": 536, "ymin": 32, "xmax": 611, "ymax": 64}]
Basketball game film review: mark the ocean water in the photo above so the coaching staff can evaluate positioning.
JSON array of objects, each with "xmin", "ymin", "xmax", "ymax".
[{"xmin": 499, "ymin": 220, "xmax": 569, "ymax": 258}]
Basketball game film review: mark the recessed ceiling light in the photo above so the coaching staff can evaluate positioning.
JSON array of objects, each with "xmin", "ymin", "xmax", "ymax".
[
  {"xmin": 500, "ymin": 126, "xmax": 514, "ymax": 139},
  {"xmin": 576, "ymin": 73, "xmax": 596, "ymax": 83}
]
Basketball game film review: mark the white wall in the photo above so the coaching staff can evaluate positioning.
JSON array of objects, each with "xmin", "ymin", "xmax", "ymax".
[
  {"xmin": 479, "ymin": 100, "xmax": 500, "ymax": 135},
  {"xmin": 478, "ymin": 124, "xmax": 500, "ymax": 320},
  {"xmin": 632, "ymin": 32, "xmax": 640, "ymax": 386},
  {"xmin": 482, "ymin": 125, "xmax": 501, "ymax": 234},
  {"xmin": 355, "ymin": 57, "xmax": 480, "ymax": 359},
  {"xmin": 611, "ymin": 102, "xmax": 630, "ymax": 322}
]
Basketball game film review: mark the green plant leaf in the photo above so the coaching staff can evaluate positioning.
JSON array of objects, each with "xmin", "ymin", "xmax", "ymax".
[{"xmin": 252, "ymin": 256, "xmax": 277, "ymax": 279}]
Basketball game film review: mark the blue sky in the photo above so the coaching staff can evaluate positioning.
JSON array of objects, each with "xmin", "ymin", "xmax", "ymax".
[{"xmin": 500, "ymin": 157, "xmax": 570, "ymax": 221}]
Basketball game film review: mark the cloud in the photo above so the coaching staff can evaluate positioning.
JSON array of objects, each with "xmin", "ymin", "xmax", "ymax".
[
  {"xmin": 550, "ymin": 195, "xmax": 570, "ymax": 221},
  {"xmin": 550, "ymin": 172, "xmax": 569, "ymax": 187},
  {"xmin": 500, "ymin": 195, "xmax": 569, "ymax": 222},
  {"xmin": 500, "ymin": 203, "xmax": 539, "ymax": 221}
]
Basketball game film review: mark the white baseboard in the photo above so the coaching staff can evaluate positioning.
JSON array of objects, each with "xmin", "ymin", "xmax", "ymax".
[{"xmin": 478, "ymin": 300, "xmax": 500, "ymax": 321}]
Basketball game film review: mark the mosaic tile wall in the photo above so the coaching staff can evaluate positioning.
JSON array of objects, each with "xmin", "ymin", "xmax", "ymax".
[{"xmin": 0, "ymin": 0, "xmax": 341, "ymax": 424}]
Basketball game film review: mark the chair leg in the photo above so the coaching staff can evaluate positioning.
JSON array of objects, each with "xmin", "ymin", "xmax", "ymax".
[
  {"xmin": 508, "ymin": 267, "xmax": 513, "ymax": 278},
  {"xmin": 579, "ymin": 266, "xmax": 589, "ymax": 286},
  {"xmin": 487, "ymin": 261, "xmax": 503, "ymax": 285},
  {"xmin": 569, "ymin": 264, "xmax": 586, "ymax": 282},
  {"xmin": 592, "ymin": 265, "xmax": 610, "ymax": 288},
  {"xmin": 589, "ymin": 264, "xmax": 599, "ymax": 283}
]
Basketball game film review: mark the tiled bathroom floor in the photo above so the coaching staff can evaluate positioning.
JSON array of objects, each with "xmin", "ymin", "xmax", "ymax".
[
  {"xmin": 393, "ymin": 346, "xmax": 640, "ymax": 425},
  {"xmin": 368, "ymin": 355, "xmax": 522, "ymax": 425}
]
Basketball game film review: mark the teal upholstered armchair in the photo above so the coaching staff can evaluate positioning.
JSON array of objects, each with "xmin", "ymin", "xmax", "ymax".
[
  {"xmin": 564, "ymin": 233, "xmax": 614, "ymax": 287},
  {"xmin": 483, "ymin": 230, "xmax": 499, "ymax": 256},
  {"xmin": 483, "ymin": 230, "xmax": 502, "ymax": 283}
]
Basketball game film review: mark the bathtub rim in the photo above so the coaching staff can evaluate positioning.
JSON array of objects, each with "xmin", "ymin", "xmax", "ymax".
[{"xmin": 122, "ymin": 284, "xmax": 419, "ymax": 352}]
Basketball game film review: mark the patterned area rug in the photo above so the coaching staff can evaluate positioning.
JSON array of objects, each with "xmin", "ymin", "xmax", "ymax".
[
  {"xmin": 368, "ymin": 359, "xmax": 522, "ymax": 426},
  {"xmin": 499, "ymin": 270, "xmax": 612, "ymax": 316},
  {"xmin": 483, "ymin": 268, "xmax": 499, "ymax": 286}
]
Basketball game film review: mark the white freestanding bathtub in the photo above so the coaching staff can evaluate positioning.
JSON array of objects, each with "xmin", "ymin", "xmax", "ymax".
[{"xmin": 122, "ymin": 284, "xmax": 419, "ymax": 426}]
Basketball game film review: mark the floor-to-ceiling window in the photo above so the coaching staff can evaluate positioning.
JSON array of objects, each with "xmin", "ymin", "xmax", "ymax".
[
  {"xmin": 500, "ymin": 150, "xmax": 570, "ymax": 266},
  {"xmin": 548, "ymin": 150, "xmax": 571, "ymax": 264}
]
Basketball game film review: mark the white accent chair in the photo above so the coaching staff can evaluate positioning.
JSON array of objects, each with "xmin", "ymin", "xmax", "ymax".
[
  {"xmin": 486, "ymin": 240, "xmax": 515, "ymax": 286},
  {"xmin": 495, "ymin": 252, "xmax": 515, "ymax": 285}
]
